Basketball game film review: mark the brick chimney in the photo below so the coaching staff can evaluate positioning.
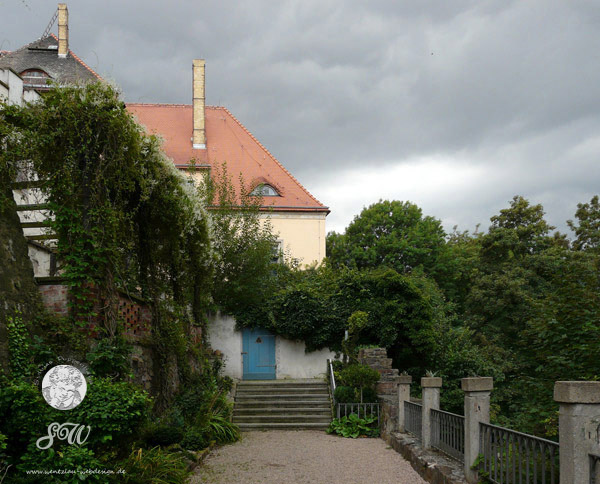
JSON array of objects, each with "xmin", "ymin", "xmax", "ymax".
[
  {"xmin": 57, "ymin": 3, "xmax": 68, "ymax": 58},
  {"xmin": 192, "ymin": 59, "xmax": 206, "ymax": 149}
]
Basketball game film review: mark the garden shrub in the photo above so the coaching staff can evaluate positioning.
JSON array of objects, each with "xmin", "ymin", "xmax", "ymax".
[
  {"xmin": 142, "ymin": 425, "xmax": 184, "ymax": 448},
  {"xmin": 327, "ymin": 414, "xmax": 380, "ymax": 438},
  {"xmin": 68, "ymin": 378, "xmax": 151, "ymax": 451},
  {"xmin": 180, "ymin": 429, "xmax": 210, "ymax": 451},
  {"xmin": 338, "ymin": 364, "xmax": 380, "ymax": 403},
  {"xmin": 334, "ymin": 384, "xmax": 378, "ymax": 404},
  {"xmin": 86, "ymin": 336, "xmax": 132, "ymax": 380},
  {"xmin": 334, "ymin": 386, "xmax": 356, "ymax": 403},
  {"xmin": 206, "ymin": 413, "xmax": 239, "ymax": 444},
  {"xmin": 119, "ymin": 447, "xmax": 190, "ymax": 484},
  {"xmin": 0, "ymin": 380, "xmax": 51, "ymax": 464}
]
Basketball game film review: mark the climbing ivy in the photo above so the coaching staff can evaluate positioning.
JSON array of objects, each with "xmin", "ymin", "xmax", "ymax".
[
  {"xmin": 6, "ymin": 312, "xmax": 29, "ymax": 376},
  {"xmin": 2, "ymin": 83, "xmax": 212, "ymax": 407}
]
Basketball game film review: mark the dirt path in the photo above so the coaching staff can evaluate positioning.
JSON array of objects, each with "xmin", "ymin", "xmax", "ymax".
[{"xmin": 190, "ymin": 430, "xmax": 427, "ymax": 484}]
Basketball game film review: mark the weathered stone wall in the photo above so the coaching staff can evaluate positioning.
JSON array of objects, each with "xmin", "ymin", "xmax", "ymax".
[
  {"xmin": 38, "ymin": 282, "xmax": 69, "ymax": 317},
  {"xmin": 358, "ymin": 347, "xmax": 401, "ymax": 438},
  {"xmin": 35, "ymin": 280, "xmax": 205, "ymax": 399},
  {"xmin": 358, "ymin": 347, "xmax": 399, "ymax": 397},
  {"xmin": 0, "ymin": 190, "xmax": 45, "ymax": 373}
]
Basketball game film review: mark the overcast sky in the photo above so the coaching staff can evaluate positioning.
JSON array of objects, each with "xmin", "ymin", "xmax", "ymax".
[{"xmin": 3, "ymin": 0, "xmax": 600, "ymax": 235}]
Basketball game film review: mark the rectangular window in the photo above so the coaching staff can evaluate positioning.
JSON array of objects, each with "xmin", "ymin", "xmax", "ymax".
[{"xmin": 271, "ymin": 240, "xmax": 283, "ymax": 264}]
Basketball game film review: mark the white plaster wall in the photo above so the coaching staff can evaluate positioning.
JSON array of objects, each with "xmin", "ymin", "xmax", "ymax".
[
  {"xmin": 27, "ymin": 244, "xmax": 52, "ymax": 277},
  {"xmin": 207, "ymin": 313, "xmax": 243, "ymax": 380},
  {"xmin": 275, "ymin": 337, "xmax": 335, "ymax": 379},
  {"xmin": 207, "ymin": 313, "xmax": 335, "ymax": 380}
]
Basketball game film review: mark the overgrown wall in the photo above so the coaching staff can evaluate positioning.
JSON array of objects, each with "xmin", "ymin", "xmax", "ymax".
[{"xmin": 0, "ymin": 190, "xmax": 44, "ymax": 372}]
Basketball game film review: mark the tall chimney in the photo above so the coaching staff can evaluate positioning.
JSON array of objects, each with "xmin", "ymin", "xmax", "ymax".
[
  {"xmin": 192, "ymin": 59, "xmax": 206, "ymax": 149},
  {"xmin": 57, "ymin": 4, "xmax": 69, "ymax": 58}
]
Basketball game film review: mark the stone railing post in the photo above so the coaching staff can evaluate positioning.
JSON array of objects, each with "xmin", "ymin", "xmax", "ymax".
[
  {"xmin": 554, "ymin": 381, "xmax": 600, "ymax": 484},
  {"xmin": 462, "ymin": 377, "xmax": 493, "ymax": 484},
  {"xmin": 397, "ymin": 375, "xmax": 412, "ymax": 433},
  {"xmin": 421, "ymin": 376, "xmax": 442, "ymax": 448}
]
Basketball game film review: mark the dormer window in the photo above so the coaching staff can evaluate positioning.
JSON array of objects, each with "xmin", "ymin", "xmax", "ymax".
[
  {"xmin": 20, "ymin": 69, "xmax": 52, "ymax": 89},
  {"xmin": 250, "ymin": 184, "xmax": 279, "ymax": 197}
]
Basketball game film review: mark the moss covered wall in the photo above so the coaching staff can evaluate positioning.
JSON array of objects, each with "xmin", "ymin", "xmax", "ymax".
[{"xmin": 0, "ymin": 186, "xmax": 44, "ymax": 371}]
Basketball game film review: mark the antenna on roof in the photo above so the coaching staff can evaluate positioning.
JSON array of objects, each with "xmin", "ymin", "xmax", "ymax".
[{"xmin": 41, "ymin": 7, "xmax": 58, "ymax": 39}]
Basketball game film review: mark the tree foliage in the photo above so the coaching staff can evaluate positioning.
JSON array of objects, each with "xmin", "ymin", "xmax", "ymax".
[
  {"xmin": 327, "ymin": 200, "xmax": 448, "ymax": 278},
  {"xmin": 197, "ymin": 162, "xmax": 280, "ymax": 316},
  {"xmin": 568, "ymin": 195, "xmax": 600, "ymax": 252}
]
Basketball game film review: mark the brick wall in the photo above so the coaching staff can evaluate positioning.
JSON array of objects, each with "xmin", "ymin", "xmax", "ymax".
[
  {"xmin": 36, "ymin": 280, "xmax": 152, "ymax": 338},
  {"xmin": 38, "ymin": 283, "xmax": 69, "ymax": 317}
]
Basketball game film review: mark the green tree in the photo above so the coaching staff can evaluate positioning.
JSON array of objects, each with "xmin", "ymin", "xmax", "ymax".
[
  {"xmin": 482, "ymin": 195, "xmax": 555, "ymax": 262},
  {"xmin": 568, "ymin": 195, "xmax": 600, "ymax": 252},
  {"xmin": 198, "ymin": 163, "xmax": 280, "ymax": 316},
  {"xmin": 326, "ymin": 199, "xmax": 448, "ymax": 279}
]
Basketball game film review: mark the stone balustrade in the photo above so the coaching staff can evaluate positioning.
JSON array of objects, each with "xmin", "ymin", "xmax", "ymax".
[{"xmin": 361, "ymin": 347, "xmax": 600, "ymax": 484}]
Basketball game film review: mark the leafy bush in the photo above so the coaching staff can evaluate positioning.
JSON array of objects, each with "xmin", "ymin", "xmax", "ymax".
[
  {"xmin": 120, "ymin": 447, "xmax": 190, "ymax": 484},
  {"xmin": 334, "ymin": 385, "xmax": 356, "ymax": 403},
  {"xmin": 206, "ymin": 413, "xmax": 239, "ymax": 444},
  {"xmin": 0, "ymin": 380, "xmax": 51, "ymax": 463},
  {"xmin": 86, "ymin": 337, "xmax": 132, "ymax": 380},
  {"xmin": 339, "ymin": 364, "xmax": 380, "ymax": 403},
  {"xmin": 327, "ymin": 414, "xmax": 380, "ymax": 438},
  {"xmin": 143, "ymin": 425, "xmax": 184, "ymax": 448},
  {"xmin": 68, "ymin": 378, "xmax": 151, "ymax": 451},
  {"xmin": 180, "ymin": 429, "xmax": 210, "ymax": 451},
  {"xmin": 334, "ymin": 384, "xmax": 378, "ymax": 404}
]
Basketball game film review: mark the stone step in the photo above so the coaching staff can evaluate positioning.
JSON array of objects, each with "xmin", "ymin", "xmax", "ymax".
[
  {"xmin": 236, "ymin": 393, "xmax": 330, "ymax": 401},
  {"xmin": 237, "ymin": 380, "xmax": 326, "ymax": 386},
  {"xmin": 237, "ymin": 422, "xmax": 331, "ymax": 431},
  {"xmin": 233, "ymin": 414, "xmax": 332, "ymax": 424},
  {"xmin": 234, "ymin": 400, "xmax": 331, "ymax": 409},
  {"xmin": 236, "ymin": 387, "xmax": 328, "ymax": 395},
  {"xmin": 234, "ymin": 407, "xmax": 331, "ymax": 415}
]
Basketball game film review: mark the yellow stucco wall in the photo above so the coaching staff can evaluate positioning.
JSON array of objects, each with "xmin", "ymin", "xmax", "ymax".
[{"xmin": 261, "ymin": 212, "xmax": 327, "ymax": 267}]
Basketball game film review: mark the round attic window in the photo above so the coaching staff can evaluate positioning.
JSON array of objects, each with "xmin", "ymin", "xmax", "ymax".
[
  {"xmin": 250, "ymin": 184, "xmax": 279, "ymax": 196},
  {"xmin": 20, "ymin": 69, "xmax": 52, "ymax": 88}
]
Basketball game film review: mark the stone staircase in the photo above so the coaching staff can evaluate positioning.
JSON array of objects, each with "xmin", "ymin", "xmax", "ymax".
[{"xmin": 233, "ymin": 380, "xmax": 332, "ymax": 430}]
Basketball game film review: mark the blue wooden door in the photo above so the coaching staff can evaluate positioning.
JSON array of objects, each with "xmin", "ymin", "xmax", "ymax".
[{"xmin": 242, "ymin": 327, "xmax": 276, "ymax": 380}]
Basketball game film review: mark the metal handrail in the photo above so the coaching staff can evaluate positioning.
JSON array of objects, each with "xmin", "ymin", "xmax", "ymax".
[
  {"xmin": 328, "ymin": 359, "xmax": 337, "ymax": 406},
  {"xmin": 479, "ymin": 422, "xmax": 559, "ymax": 484},
  {"xmin": 404, "ymin": 400, "xmax": 422, "ymax": 438},
  {"xmin": 430, "ymin": 408, "xmax": 465, "ymax": 461}
]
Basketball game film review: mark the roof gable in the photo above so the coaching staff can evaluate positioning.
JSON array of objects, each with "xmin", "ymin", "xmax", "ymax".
[
  {"xmin": 0, "ymin": 34, "xmax": 101, "ymax": 85},
  {"xmin": 127, "ymin": 103, "xmax": 328, "ymax": 213}
]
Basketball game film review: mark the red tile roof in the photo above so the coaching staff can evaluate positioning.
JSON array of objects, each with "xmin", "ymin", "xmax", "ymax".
[{"xmin": 127, "ymin": 103, "xmax": 328, "ymax": 213}]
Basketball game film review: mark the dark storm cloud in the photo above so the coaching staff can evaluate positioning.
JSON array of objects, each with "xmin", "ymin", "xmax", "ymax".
[{"xmin": 3, "ymin": 0, "xmax": 600, "ymax": 233}]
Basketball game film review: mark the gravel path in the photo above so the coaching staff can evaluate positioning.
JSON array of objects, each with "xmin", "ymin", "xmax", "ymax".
[{"xmin": 190, "ymin": 430, "xmax": 427, "ymax": 484}]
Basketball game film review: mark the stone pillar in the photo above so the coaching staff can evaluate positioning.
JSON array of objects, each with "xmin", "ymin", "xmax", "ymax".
[
  {"xmin": 554, "ymin": 381, "xmax": 600, "ymax": 484},
  {"xmin": 462, "ymin": 377, "xmax": 493, "ymax": 484},
  {"xmin": 397, "ymin": 375, "xmax": 412, "ymax": 433},
  {"xmin": 421, "ymin": 376, "xmax": 442, "ymax": 448}
]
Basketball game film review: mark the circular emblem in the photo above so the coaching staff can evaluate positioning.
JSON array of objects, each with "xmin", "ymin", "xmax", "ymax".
[{"xmin": 41, "ymin": 365, "xmax": 87, "ymax": 410}]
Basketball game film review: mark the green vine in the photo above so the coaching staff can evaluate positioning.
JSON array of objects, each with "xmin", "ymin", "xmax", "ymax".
[
  {"xmin": 3, "ymin": 83, "xmax": 212, "ymax": 408},
  {"xmin": 6, "ymin": 312, "xmax": 30, "ymax": 377}
]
